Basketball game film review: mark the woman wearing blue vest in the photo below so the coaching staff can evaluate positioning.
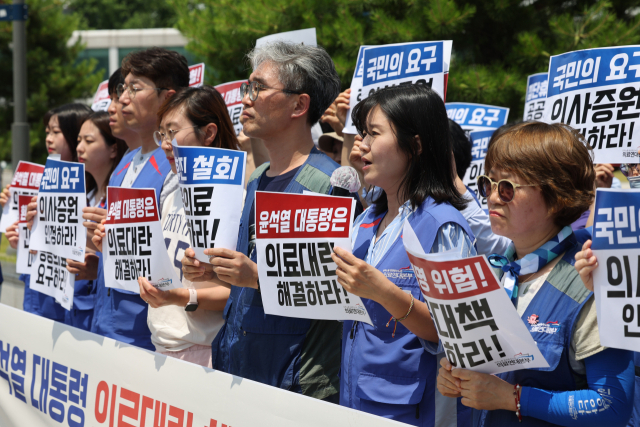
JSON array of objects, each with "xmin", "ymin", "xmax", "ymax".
[
  {"xmin": 331, "ymin": 84, "xmax": 475, "ymax": 426},
  {"xmin": 437, "ymin": 122, "xmax": 634, "ymax": 426}
]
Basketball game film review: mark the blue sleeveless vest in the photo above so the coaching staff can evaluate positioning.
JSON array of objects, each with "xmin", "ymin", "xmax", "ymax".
[
  {"xmin": 475, "ymin": 236, "xmax": 593, "ymax": 427},
  {"xmin": 90, "ymin": 147, "xmax": 171, "ymax": 351},
  {"xmin": 21, "ymin": 274, "xmax": 66, "ymax": 321},
  {"xmin": 212, "ymin": 147, "xmax": 343, "ymax": 394},
  {"xmin": 341, "ymin": 198, "xmax": 474, "ymax": 427}
]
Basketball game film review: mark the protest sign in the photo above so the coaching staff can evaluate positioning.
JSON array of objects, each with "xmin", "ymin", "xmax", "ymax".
[
  {"xmin": 16, "ymin": 195, "xmax": 35, "ymax": 275},
  {"xmin": 29, "ymin": 251, "xmax": 74, "ymax": 310},
  {"xmin": 172, "ymin": 142, "xmax": 246, "ymax": 264},
  {"xmin": 189, "ymin": 63, "xmax": 205, "ymax": 87},
  {"xmin": 30, "ymin": 158, "xmax": 86, "ymax": 263},
  {"xmin": 543, "ymin": 46, "xmax": 640, "ymax": 163},
  {"xmin": 463, "ymin": 130, "xmax": 494, "ymax": 212},
  {"xmin": 103, "ymin": 187, "xmax": 179, "ymax": 293},
  {"xmin": 344, "ymin": 41, "xmax": 453, "ymax": 135},
  {"xmin": 214, "ymin": 79, "xmax": 244, "ymax": 136},
  {"xmin": 90, "ymin": 80, "xmax": 110, "ymax": 112},
  {"xmin": 0, "ymin": 303, "xmax": 405, "ymax": 427},
  {"xmin": 255, "ymin": 191, "xmax": 372, "ymax": 323},
  {"xmin": 446, "ymin": 102, "xmax": 509, "ymax": 134},
  {"xmin": 403, "ymin": 220, "xmax": 548, "ymax": 374},
  {"xmin": 256, "ymin": 28, "xmax": 317, "ymax": 47},
  {"xmin": 591, "ymin": 188, "xmax": 640, "ymax": 352},
  {"xmin": 523, "ymin": 72, "xmax": 548, "ymax": 121},
  {"xmin": 0, "ymin": 161, "xmax": 44, "ymax": 233}
]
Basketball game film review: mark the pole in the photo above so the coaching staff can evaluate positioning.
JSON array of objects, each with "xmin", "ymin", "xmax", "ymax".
[{"xmin": 11, "ymin": 0, "xmax": 29, "ymax": 166}]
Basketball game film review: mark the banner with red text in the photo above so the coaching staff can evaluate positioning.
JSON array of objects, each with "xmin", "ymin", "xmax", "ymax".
[
  {"xmin": 16, "ymin": 194, "xmax": 35, "ymax": 274},
  {"xmin": 0, "ymin": 303, "xmax": 406, "ymax": 427},
  {"xmin": 91, "ymin": 80, "xmax": 111, "ymax": 112},
  {"xmin": 103, "ymin": 187, "xmax": 179, "ymax": 293},
  {"xmin": 0, "ymin": 161, "xmax": 44, "ymax": 233},
  {"xmin": 189, "ymin": 63, "xmax": 205, "ymax": 88},
  {"xmin": 255, "ymin": 191, "xmax": 371, "ymax": 323},
  {"xmin": 214, "ymin": 80, "xmax": 244, "ymax": 136},
  {"xmin": 403, "ymin": 220, "xmax": 547, "ymax": 374}
]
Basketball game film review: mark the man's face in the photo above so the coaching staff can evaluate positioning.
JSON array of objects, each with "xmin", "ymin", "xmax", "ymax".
[
  {"xmin": 240, "ymin": 62, "xmax": 298, "ymax": 140},
  {"xmin": 119, "ymin": 73, "xmax": 166, "ymax": 134}
]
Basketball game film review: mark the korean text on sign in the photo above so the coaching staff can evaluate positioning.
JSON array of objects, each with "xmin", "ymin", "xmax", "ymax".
[
  {"xmin": 0, "ymin": 161, "xmax": 44, "ymax": 233},
  {"xmin": 523, "ymin": 73, "xmax": 548, "ymax": 121},
  {"xmin": 91, "ymin": 80, "xmax": 110, "ymax": 112},
  {"xmin": 172, "ymin": 143, "xmax": 246, "ymax": 264},
  {"xmin": 29, "ymin": 251, "xmax": 75, "ymax": 310},
  {"xmin": 403, "ymin": 221, "xmax": 548, "ymax": 374},
  {"xmin": 16, "ymin": 195, "xmax": 35, "ymax": 275},
  {"xmin": 103, "ymin": 187, "xmax": 179, "ymax": 293},
  {"xmin": 591, "ymin": 189, "xmax": 640, "ymax": 352},
  {"xmin": 29, "ymin": 157, "xmax": 86, "ymax": 263},
  {"xmin": 255, "ymin": 191, "xmax": 371, "ymax": 324},
  {"xmin": 543, "ymin": 46, "xmax": 640, "ymax": 163},
  {"xmin": 342, "ymin": 45, "xmax": 372, "ymax": 135},
  {"xmin": 215, "ymin": 80, "xmax": 245, "ymax": 136},
  {"xmin": 463, "ymin": 130, "xmax": 494, "ymax": 213},
  {"xmin": 189, "ymin": 63, "xmax": 205, "ymax": 88},
  {"xmin": 446, "ymin": 102, "xmax": 510, "ymax": 134}
]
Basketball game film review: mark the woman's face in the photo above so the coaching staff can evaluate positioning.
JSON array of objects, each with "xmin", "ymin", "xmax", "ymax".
[
  {"xmin": 76, "ymin": 121, "xmax": 116, "ymax": 177},
  {"xmin": 486, "ymin": 168, "xmax": 557, "ymax": 247},
  {"xmin": 358, "ymin": 107, "xmax": 409, "ymax": 195},
  {"xmin": 159, "ymin": 108, "xmax": 207, "ymax": 175},
  {"xmin": 45, "ymin": 115, "xmax": 72, "ymax": 161}
]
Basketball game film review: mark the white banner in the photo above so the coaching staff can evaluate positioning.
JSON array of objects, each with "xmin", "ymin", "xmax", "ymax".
[
  {"xmin": 591, "ymin": 188, "xmax": 640, "ymax": 351},
  {"xmin": 344, "ymin": 41, "xmax": 452, "ymax": 135},
  {"xmin": 0, "ymin": 303, "xmax": 406, "ymax": 427},
  {"xmin": 103, "ymin": 187, "xmax": 179, "ymax": 293},
  {"xmin": 16, "ymin": 194, "xmax": 35, "ymax": 275},
  {"xmin": 446, "ymin": 102, "xmax": 509, "ymax": 134},
  {"xmin": 255, "ymin": 191, "xmax": 372, "ymax": 324},
  {"xmin": 29, "ymin": 251, "xmax": 75, "ymax": 310},
  {"xmin": 543, "ymin": 45, "xmax": 640, "ymax": 163},
  {"xmin": 256, "ymin": 28, "xmax": 317, "ymax": 47},
  {"xmin": 403, "ymin": 220, "xmax": 548, "ymax": 374},
  {"xmin": 0, "ymin": 160, "xmax": 44, "ymax": 233},
  {"xmin": 523, "ymin": 72, "xmax": 548, "ymax": 121},
  {"xmin": 462, "ymin": 130, "xmax": 494, "ymax": 212},
  {"xmin": 30, "ymin": 157, "xmax": 87, "ymax": 263},
  {"xmin": 172, "ymin": 143, "xmax": 246, "ymax": 264}
]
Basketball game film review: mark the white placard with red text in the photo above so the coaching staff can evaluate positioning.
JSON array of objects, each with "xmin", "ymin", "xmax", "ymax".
[
  {"xmin": 189, "ymin": 63, "xmax": 205, "ymax": 87},
  {"xmin": 403, "ymin": 220, "xmax": 547, "ymax": 374},
  {"xmin": 0, "ymin": 161, "xmax": 44, "ymax": 233},
  {"xmin": 0, "ymin": 303, "xmax": 406, "ymax": 427},
  {"xmin": 255, "ymin": 192, "xmax": 371, "ymax": 324},
  {"xmin": 215, "ymin": 79, "xmax": 245, "ymax": 136},
  {"xmin": 103, "ymin": 187, "xmax": 179, "ymax": 293},
  {"xmin": 30, "ymin": 157, "xmax": 86, "ymax": 262},
  {"xmin": 16, "ymin": 195, "xmax": 35, "ymax": 274},
  {"xmin": 91, "ymin": 80, "xmax": 110, "ymax": 112}
]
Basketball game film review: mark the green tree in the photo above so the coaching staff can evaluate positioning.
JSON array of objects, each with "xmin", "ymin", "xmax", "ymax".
[
  {"xmin": 0, "ymin": 0, "xmax": 103, "ymax": 163},
  {"xmin": 66, "ymin": 0, "xmax": 178, "ymax": 30},
  {"xmin": 170, "ymin": 0, "xmax": 640, "ymax": 120}
]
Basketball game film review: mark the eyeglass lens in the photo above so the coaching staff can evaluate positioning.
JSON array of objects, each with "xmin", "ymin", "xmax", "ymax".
[{"xmin": 478, "ymin": 176, "xmax": 515, "ymax": 203}]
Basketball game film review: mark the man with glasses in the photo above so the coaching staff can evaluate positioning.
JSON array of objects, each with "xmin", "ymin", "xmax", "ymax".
[
  {"xmin": 182, "ymin": 41, "xmax": 347, "ymax": 401},
  {"xmin": 89, "ymin": 47, "xmax": 189, "ymax": 351}
]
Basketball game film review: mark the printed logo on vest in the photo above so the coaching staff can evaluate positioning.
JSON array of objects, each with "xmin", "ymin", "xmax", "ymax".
[
  {"xmin": 383, "ymin": 266, "xmax": 414, "ymax": 280},
  {"xmin": 529, "ymin": 320, "xmax": 561, "ymax": 334},
  {"xmin": 495, "ymin": 352, "xmax": 535, "ymax": 368},
  {"xmin": 527, "ymin": 314, "xmax": 539, "ymax": 325}
]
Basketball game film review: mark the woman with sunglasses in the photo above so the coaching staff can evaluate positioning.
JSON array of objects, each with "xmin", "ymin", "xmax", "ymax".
[
  {"xmin": 437, "ymin": 122, "xmax": 634, "ymax": 426},
  {"xmin": 94, "ymin": 86, "xmax": 236, "ymax": 367},
  {"xmin": 330, "ymin": 84, "xmax": 475, "ymax": 426}
]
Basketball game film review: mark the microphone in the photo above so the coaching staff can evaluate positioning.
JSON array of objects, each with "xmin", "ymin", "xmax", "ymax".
[{"xmin": 330, "ymin": 166, "xmax": 361, "ymax": 197}]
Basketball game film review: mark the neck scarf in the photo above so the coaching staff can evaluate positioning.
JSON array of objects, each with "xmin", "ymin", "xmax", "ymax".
[{"xmin": 487, "ymin": 226, "xmax": 575, "ymax": 302}]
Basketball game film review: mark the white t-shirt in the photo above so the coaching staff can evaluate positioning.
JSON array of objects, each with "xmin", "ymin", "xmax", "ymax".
[
  {"xmin": 121, "ymin": 149, "xmax": 154, "ymax": 188},
  {"xmin": 147, "ymin": 182, "xmax": 225, "ymax": 352}
]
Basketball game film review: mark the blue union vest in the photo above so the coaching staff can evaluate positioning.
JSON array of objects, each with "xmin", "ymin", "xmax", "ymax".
[
  {"xmin": 90, "ymin": 147, "xmax": 171, "ymax": 350},
  {"xmin": 342, "ymin": 198, "xmax": 474, "ymax": 427}
]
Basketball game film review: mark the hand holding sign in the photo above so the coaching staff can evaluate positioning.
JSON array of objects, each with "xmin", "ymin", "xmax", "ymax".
[
  {"xmin": 66, "ymin": 253, "xmax": 100, "ymax": 281},
  {"xmin": 0, "ymin": 184, "xmax": 10, "ymax": 207},
  {"xmin": 208, "ymin": 247, "xmax": 258, "ymax": 289},
  {"xmin": 181, "ymin": 247, "xmax": 217, "ymax": 282},
  {"xmin": 5, "ymin": 221, "xmax": 19, "ymax": 249},
  {"xmin": 450, "ymin": 365, "xmax": 517, "ymax": 411},
  {"xmin": 574, "ymin": 240, "xmax": 597, "ymax": 292}
]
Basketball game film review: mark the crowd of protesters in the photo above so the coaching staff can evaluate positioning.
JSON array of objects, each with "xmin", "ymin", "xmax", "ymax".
[{"xmin": 2, "ymin": 42, "xmax": 638, "ymax": 427}]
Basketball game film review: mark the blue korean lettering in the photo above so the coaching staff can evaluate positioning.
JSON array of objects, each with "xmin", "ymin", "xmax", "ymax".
[
  {"xmin": 0, "ymin": 340, "xmax": 12, "ymax": 395},
  {"xmin": 39, "ymin": 159, "xmax": 86, "ymax": 194},
  {"xmin": 173, "ymin": 145, "xmax": 245, "ymax": 185},
  {"xmin": 592, "ymin": 190, "xmax": 640, "ymax": 250},
  {"xmin": 10, "ymin": 346, "xmax": 27, "ymax": 403}
]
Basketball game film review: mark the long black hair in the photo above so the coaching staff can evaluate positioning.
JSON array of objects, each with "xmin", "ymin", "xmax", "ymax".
[
  {"xmin": 43, "ymin": 103, "xmax": 92, "ymax": 162},
  {"xmin": 352, "ymin": 84, "xmax": 467, "ymax": 215}
]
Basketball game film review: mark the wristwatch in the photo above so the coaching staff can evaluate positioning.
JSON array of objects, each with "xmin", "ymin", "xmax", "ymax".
[{"xmin": 185, "ymin": 288, "xmax": 198, "ymax": 312}]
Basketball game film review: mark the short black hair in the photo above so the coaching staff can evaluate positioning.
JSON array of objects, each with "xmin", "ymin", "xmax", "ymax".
[
  {"xmin": 108, "ymin": 68, "xmax": 125, "ymax": 96},
  {"xmin": 352, "ymin": 84, "xmax": 467, "ymax": 215},
  {"xmin": 449, "ymin": 119, "xmax": 472, "ymax": 179},
  {"xmin": 121, "ymin": 47, "xmax": 189, "ymax": 90}
]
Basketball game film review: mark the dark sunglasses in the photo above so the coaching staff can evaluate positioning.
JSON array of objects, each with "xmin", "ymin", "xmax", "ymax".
[{"xmin": 477, "ymin": 175, "xmax": 538, "ymax": 203}]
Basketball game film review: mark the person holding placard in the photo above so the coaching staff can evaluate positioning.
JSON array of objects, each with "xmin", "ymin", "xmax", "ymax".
[
  {"xmin": 62, "ymin": 111, "xmax": 127, "ymax": 330},
  {"xmin": 4, "ymin": 104, "xmax": 91, "ymax": 322},
  {"xmin": 181, "ymin": 41, "xmax": 349, "ymax": 401},
  {"xmin": 328, "ymin": 84, "xmax": 474, "ymax": 426},
  {"xmin": 437, "ymin": 122, "xmax": 634, "ymax": 426},
  {"xmin": 89, "ymin": 48, "xmax": 189, "ymax": 351},
  {"xmin": 137, "ymin": 86, "xmax": 235, "ymax": 367}
]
